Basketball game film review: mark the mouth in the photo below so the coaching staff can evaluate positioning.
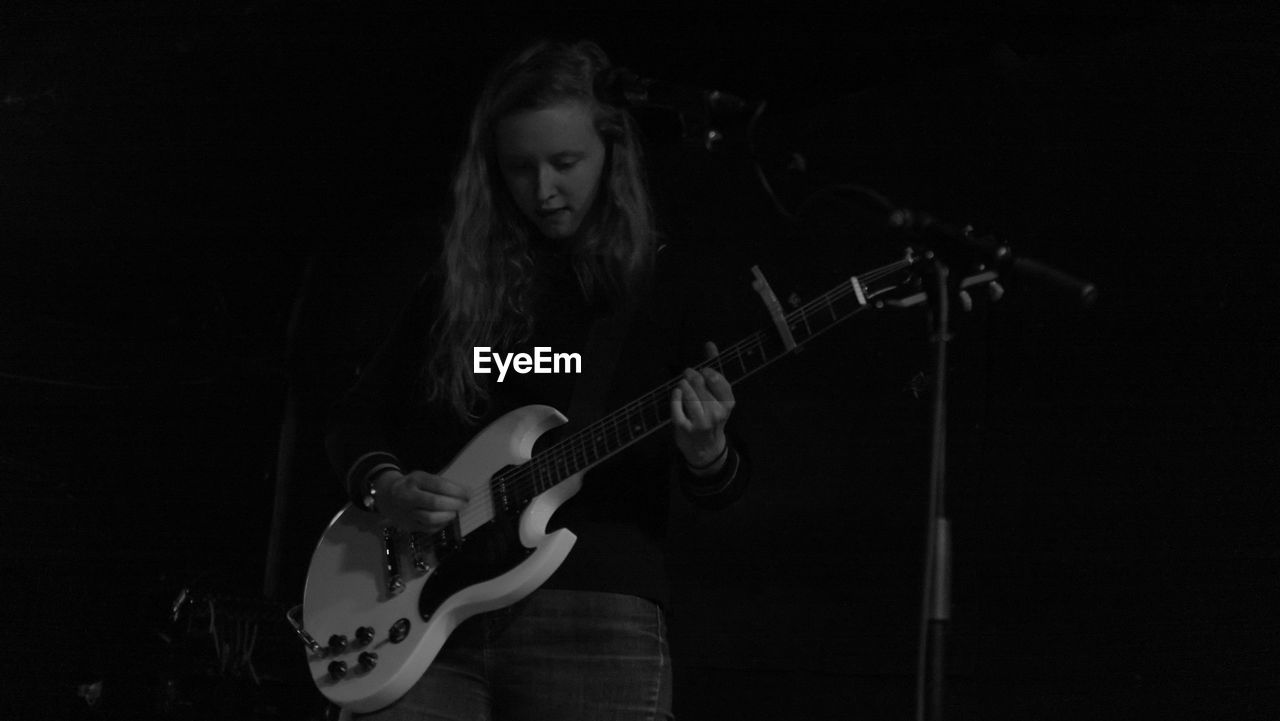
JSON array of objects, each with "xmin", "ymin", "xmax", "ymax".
[{"xmin": 536, "ymin": 207, "xmax": 569, "ymax": 219}]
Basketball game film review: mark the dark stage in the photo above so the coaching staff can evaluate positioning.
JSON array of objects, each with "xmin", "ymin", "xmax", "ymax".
[{"xmin": 3, "ymin": 2, "xmax": 1278, "ymax": 719}]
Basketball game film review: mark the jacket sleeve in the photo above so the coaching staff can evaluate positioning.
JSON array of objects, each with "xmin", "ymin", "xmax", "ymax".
[{"xmin": 675, "ymin": 433, "xmax": 750, "ymax": 510}]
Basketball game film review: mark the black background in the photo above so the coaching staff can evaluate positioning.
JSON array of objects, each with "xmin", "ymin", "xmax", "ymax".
[{"xmin": 3, "ymin": 1, "xmax": 1278, "ymax": 719}]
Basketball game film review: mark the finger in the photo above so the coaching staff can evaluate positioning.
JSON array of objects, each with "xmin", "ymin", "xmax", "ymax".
[
  {"xmin": 416, "ymin": 474, "xmax": 471, "ymax": 502},
  {"xmin": 699, "ymin": 366, "xmax": 735, "ymax": 405},
  {"xmin": 704, "ymin": 340, "xmax": 720, "ymax": 359},
  {"xmin": 684, "ymin": 368, "xmax": 711, "ymax": 400},
  {"xmin": 685, "ymin": 372, "xmax": 728, "ymax": 427},
  {"xmin": 412, "ymin": 510, "xmax": 459, "ymax": 530},
  {"xmin": 679, "ymin": 377, "xmax": 709, "ymax": 423},
  {"xmin": 413, "ymin": 492, "xmax": 468, "ymax": 512},
  {"xmin": 670, "ymin": 385, "xmax": 694, "ymax": 431}
]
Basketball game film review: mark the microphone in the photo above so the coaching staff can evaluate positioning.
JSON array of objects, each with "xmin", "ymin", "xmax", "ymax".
[
  {"xmin": 889, "ymin": 208, "xmax": 1098, "ymax": 309},
  {"xmin": 596, "ymin": 67, "xmax": 749, "ymax": 120}
]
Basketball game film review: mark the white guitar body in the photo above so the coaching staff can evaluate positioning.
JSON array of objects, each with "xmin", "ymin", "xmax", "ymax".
[{"xmin": 302, "ymin": 404, "xmax": 580, "ymax": 713}]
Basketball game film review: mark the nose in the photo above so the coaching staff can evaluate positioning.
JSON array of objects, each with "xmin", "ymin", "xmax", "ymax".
[{"xmin": 536, "ymin": 164, "xmax": 557, "ymax": 203}]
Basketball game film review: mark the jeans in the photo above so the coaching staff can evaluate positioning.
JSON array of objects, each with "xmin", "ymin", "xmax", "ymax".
[{"xmin": 354, "ymin": 590, "xmax": 674, "ymax": 721}]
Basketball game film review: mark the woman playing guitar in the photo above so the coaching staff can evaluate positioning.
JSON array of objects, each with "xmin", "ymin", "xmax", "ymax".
[{"xmin": 323, "ymin": 39, "xmax": 748, "ymax": 720}]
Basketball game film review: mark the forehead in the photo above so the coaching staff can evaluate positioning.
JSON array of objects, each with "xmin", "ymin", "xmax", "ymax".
[{"xmin": 494, "ymin": 101, "xmax": 601, "ymax": 158}]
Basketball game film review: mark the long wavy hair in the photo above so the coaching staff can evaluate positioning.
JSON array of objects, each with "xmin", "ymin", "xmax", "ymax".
[{"xmin": 424, "ymin": 40, "xmax": 657, "ymax": 421}]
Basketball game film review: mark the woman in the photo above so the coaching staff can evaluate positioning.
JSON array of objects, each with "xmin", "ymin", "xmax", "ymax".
[{"xmin": 326, "ymin": 39, "xmax": 747, "ymax": 720}]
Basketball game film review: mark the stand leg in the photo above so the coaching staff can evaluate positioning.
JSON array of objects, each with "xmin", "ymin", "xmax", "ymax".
[{"xmin": 917, "ymin": 261, "xmax": 952, "ymax": 721}]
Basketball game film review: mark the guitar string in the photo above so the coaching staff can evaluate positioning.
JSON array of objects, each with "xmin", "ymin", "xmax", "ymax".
[
  {"xmin": 451, "ymin": 261, "xmax": 907, "ymax": 530},
  {"xmin": 502, "ymin": 259, "xmax": 912, "ymax": 489},
  {"xmin": 452, "ymin": 260, "xmax": 907, "ymax": 530},
  {"xmin": 450, "ymin": 261, "xmax": 910, "ymax": 531}
]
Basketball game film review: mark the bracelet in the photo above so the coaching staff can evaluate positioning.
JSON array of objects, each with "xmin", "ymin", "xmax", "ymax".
[
  {"xmin": 357, "ymin": 462, "xmax": 401, "ymax": 513},
  {"xmin": 346, "ymin": 452, "xmax": 401, "ymax": 511},
  {"xmin": 685, "ymin": 442, "xmax": 729, "ymax": 471},
  {"xmin": 360, "ymin": 474, "xmax": 379, "ymax": 512}
]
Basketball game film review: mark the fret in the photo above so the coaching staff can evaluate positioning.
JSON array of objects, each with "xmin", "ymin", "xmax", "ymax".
[
  {"xmin": 644, "ymin": 396, "xmax": 662, "ymax": 429},
  {"xmin": 530, "ymin": 461, "xmax": 544, "ymax": 493},
  {"xmin": 798, "ymin": 308, "xmax": 812, "ymax": 339},
  {"xmin": 606, "ymin": 414, "xmax": 623, "ymax": 450},
  {"xmin": 525, "ymin": 259, "xmax": 909, "ymax": 491}
]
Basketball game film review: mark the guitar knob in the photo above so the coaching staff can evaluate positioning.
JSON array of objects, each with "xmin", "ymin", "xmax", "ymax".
[
  {"xmin": 328, "ymin": 634, "xmax": 349, "ymax": 654},
  {"xmin": 389, "ymin": 618, "xmax": 411, "ymax": 644},
  {"xmin": 327, "ymin": 660, "xmax": 348, "ymax": 680},
  {"xmin": 358, "ymin": 651, "xmax": 378, "ymax": 670},
  {"xmin": 355, "ymin": 626, "xmax": 376, "ymax": 645}
]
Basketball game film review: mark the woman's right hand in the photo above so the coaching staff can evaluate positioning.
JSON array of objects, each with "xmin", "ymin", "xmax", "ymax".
[{"xmin": 372, "ymin": 469, "xmax": 471, "ymax": 535}]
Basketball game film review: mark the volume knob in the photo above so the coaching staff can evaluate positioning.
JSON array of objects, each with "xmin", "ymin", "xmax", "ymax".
[
  {"xmin": 355, "ymin": 626, "xmax": 376, "ymax": 645},
  {"xmin": 328, "ymin": 634, "xmax": 349, "ymax": 654},
  {"xmin": 358, "ymin": 651, "xmax": 379, "ymax": 670},
  {"xmin": 327, "ymin": 660, "xmax": 348, "ymax": 680}
]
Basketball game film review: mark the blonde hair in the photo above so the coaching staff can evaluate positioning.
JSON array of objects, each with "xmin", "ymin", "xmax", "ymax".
[{"xmin": 425, "ymin": 40, "xmax": 656, "ymax": 421}]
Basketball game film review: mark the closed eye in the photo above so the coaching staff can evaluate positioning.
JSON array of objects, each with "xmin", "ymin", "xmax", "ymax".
[{"xmin": 500, "ymin": 159, "xmax": 535, "ymax": 176}]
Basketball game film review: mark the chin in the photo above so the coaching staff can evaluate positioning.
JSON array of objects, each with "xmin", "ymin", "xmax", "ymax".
[{"xmin": 537, "ymin": 220, "xmax": 580, "ymax": 240}]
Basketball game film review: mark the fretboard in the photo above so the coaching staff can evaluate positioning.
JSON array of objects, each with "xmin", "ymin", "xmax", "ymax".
[{"xmin": 507, "ymin": 256, "xmax": 913, "ymax": 495}]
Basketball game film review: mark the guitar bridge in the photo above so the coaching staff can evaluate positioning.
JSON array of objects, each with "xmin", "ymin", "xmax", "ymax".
[{"xmin": 409, "ymin": 533, "xmax": 433, "ymax": 574}]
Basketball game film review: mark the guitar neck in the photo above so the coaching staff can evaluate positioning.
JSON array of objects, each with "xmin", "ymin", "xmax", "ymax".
[{"xmin": 516, "ymin": 257, "xmax": 913, "ymax": 493}]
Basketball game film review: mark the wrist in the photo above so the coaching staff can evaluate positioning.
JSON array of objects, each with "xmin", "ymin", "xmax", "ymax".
[
  {"xmin": 684, "ymin": 439, "xmax": 728, "ymax": 476},
  {"xmin": 346, "ymin": 452, "xmax": 402, "ymax": 511},
  {"xmin": 359, "ymin": 465, "xmax": 403, "ymax": 513}
]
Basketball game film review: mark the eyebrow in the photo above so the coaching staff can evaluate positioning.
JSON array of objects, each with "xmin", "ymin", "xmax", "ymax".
[{"xmin": 498, "ymin": 151, "xmax": 584, "ymax": 169}]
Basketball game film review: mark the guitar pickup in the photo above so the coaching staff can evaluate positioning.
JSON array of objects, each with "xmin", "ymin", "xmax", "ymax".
[{"xmin": 382, "ymin": 526, "xmax": 405, "ymax": 597}]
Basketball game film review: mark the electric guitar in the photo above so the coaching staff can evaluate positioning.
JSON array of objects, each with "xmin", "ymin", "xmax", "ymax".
[{"xmin": 299, "ymin": 255, "xmax": 933, "ymax": 712}]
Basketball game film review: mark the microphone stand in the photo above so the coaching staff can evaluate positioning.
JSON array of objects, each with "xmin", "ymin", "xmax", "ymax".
[
  {"xmin": 917, "ymin": 257, "xmax": 953, "ymax": 721},
  {"xmin": 890, "ymin": 212, "xmax": 1095, "ymax": 721}
]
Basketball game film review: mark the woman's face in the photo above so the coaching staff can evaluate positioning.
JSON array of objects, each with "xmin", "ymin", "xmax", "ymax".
[{"xmin": 495, "ymin": 101, "xmax": 607, "ymax": 241}]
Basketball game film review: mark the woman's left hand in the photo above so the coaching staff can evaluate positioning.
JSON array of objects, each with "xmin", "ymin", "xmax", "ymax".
[{"xmin": 671, "ymin": 341, "xmax": 736, "ymax": 474}]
